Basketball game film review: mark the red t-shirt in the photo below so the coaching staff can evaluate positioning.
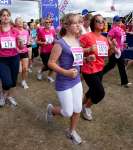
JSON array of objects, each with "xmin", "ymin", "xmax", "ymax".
[
  {"xmin": 80, "ymin": 32, "xmax": 109, "ymax": 74},
  {"xmin": 37, "ymin": 27, "xmax": 56, "ymax": 53}
]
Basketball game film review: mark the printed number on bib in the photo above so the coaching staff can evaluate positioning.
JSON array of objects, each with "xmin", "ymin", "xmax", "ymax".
[
  {"xmin": 96, "ymin": 40, "xmax": 108, "ymax": 56},
  {"xmin": 71, "ymin": 47, "xmax": 83, "ymax": 66},
  {"xmin": 45, "ymin": 34, "xmax": 54, "ymax": 44},
  {"xmin": 1, "ymin": 37, "xmax": 16, "ymax": 49}
]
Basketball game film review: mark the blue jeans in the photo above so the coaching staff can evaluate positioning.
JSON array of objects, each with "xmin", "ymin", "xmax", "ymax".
[{"xmin": 0, "ymin": 55, "xmax": 20, "ymax": 90}]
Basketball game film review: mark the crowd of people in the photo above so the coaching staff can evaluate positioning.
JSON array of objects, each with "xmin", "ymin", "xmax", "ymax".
[{"xmin": 0, "ymin": 8, "xmax": 132, "ymax": 145}]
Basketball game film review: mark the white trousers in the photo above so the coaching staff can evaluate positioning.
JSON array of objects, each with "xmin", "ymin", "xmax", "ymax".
[{"xmin": 56, "ymin": 82, "xmax": 83, "ymax": 117}]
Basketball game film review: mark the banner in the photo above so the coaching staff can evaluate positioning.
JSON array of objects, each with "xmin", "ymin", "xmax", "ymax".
[
  {"xmin": 0, "ymin": 0, "xmax": 11, "ymax": 5},
  {"xmin": 41, "ymin": 0, "xmax": 59, "ymax": 28},
  {"xmin": 59, "ymin": 0, "xmax": 69, "ymax": 13}
]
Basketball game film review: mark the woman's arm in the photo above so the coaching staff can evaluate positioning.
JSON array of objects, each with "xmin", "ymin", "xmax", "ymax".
[
  {"xmin": 48, "ymin": 43, "xmax": 78, "ymax": 78},
  {"xmin": 83, "ymin": 44, "xmax": 97, "ymax": 53}
]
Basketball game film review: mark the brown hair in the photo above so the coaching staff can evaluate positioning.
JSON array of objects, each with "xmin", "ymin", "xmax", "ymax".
[
  {"xmin": 90, "ymin": 14, "xmax": 102, "ymax": 32},
  {"xmin": 59, "ymin": 13, "xmax": 79, "ymax": 37},
  {"xmin": 0, "ymin": 8, "xmax": 11, "ymax": 17}
]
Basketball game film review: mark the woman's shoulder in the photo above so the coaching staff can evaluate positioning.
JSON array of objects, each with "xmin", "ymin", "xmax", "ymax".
[{"xmin": 55, "ymin": 38, "xmax": 64, "ymax": 44}]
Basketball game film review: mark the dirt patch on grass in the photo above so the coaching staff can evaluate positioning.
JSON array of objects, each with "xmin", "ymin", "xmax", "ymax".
[{"xmin": 0, "ymin": 59, "xmax": 133, "ymax": 150}]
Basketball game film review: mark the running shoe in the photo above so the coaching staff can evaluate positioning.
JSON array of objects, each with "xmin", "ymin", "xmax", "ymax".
[
  {"xmin": 37, "ymin": 70, "xmax": 43, "ymax": 80},
  {"xmin": 45, "ymin": 103, "xmax": 54, "ymax": 123},
  {"xmin": 0, "ymin": 92, "xmax": 5, "ymax": 107},
  {"xmin": 66, "ymin": 129, "xmax": 82, "ymax": 145},
  {"xmin": 122, "ymin": 82, "xmax": 132, "ymax": 88},
  {"xmin": 21, "ymin": 80, "xmax": 29, "ymax": 89},
  {"xmin": 7, "ymin": 97, "xmax": 17, "ymax": 106},
  {"xmin": 82, "ymin": 106, "xmax": 92, "ymax": 121},
  {"xmin": 28, "ymin": 68, "xmax": 32, "ymax": 73},
  {"xmin": 47, "ymin": 76, "xmax": 55, "ymax": 83}
]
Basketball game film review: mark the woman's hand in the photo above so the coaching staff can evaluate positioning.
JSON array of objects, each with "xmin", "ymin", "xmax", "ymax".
[
  {"xmin": 90, "ymin": 44, "xmax": 97, "ymax": 51},
  {"xmin": 86, "ymin": 54, "xmax": 96, "ymax": 62},
  {"xmin": 64, "ymin": 68, "xmax": 78, "ymax": 78}
]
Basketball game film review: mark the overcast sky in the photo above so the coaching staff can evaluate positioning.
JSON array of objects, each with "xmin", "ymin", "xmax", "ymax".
[
  {"xmin": 0, "ymin": 0, "xmax": 39, "ymax": 21},
  {"xmin": 0, "ymin": 0, "xmax": 132, "ymax": 21},
  {"xmin": 66, "ymin": 0, "xmax": 133, "ymax": 14}
]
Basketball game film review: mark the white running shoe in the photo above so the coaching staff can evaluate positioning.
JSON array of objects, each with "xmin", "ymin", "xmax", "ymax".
[
  {"xmin": 47, "ymin": 76, "xmax": 55, "ymax": 83},
  {"xmin": 7, "ymin": 97, "xmax": 17, "ymax": 106},
  {"xmin": 0, "ymin": 92, "xmax": 5, "ymax": 107},
  {"xmin": 45, "ymin": 104, "xmax": 54, "ymax": 123},
  {"xmin": 28, "ymin": 68, "xmax": 32, "ymax": 73},
  {"xmin": 82, "ymin": 106, "xmax": 92, "ymax": 121},
  {"xmin": 21, "ymin": 80, "xmax": 29, "ymax": 89},
  {"xmin": 122, "ymin": 82, "xmax": 132, "ymax": 88},
  {"xmin": 66, "ymin": 129, "xmax": 82, "ymax": 145},
  {"xmin": 37, "ymin": 70, "xmax": 43, "ymax": 80}
]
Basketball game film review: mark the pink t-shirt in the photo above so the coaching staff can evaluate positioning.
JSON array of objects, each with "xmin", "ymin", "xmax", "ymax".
[
  {"xmin": 108, "ymin": 25, "xmax": 126, "ymax": 50},
  {"xmin": 0, "ymin": 27, "xmax": 18, "ymax": 57},
  {"xmin": 37, "ymin": 27, "xmax": 55, "ymax": 53},
  {"xmin": 16, "ymin": 28, "xmax": 29, "ymax": 53}
]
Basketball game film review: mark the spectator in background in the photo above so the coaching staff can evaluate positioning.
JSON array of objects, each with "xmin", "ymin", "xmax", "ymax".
[
  {"xmin": 29, "ymin": 21, "xmax": 38, "ymax": 61},
  {"xmin": 30, "ymin": 19, "xmax": 34, "ymax": 23},
  {"xmin": 36, "ymin": 18, "xmax": 44, "ymax": 29},
  {"xmin": 81, "ymin": 9, "xmax": 92, "ymax": 34}
]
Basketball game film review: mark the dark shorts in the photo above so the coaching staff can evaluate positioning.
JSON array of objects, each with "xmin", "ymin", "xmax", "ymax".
[
  {"xmin": 40, "ymin": 53, "xmax": 52, "ymax": 71},
  {"xmin": 19, "ymin": 52, "xmax": 29, "ymax": 60}
]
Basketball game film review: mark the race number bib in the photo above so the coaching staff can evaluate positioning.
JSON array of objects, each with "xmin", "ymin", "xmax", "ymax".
[
  {"xmin": 18, "ymin": 35, "xmax": 27, "ymax": 45},
  {"xmin": 1, "ymin": 37, "xmax": 16, "ymax": 49},
  {"xmin": 71, "ymin": 47, "xmax": 83, "ymax": 66},
  {"xmin": 96, "ymin": 40, "xmax": 108, "ymax": 56},
  {"xmin": 45, "ymin": 34, "xmax": 54, "ymax": 44}
]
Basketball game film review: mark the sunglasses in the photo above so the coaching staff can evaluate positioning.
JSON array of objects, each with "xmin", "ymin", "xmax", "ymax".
[{"xmin": 95, "ymin": 20, "xmax": 104, "ymax": 24}]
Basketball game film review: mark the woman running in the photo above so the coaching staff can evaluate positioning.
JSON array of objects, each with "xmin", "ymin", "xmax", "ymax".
[
  {"xmin": 102, "ymin": 15, "xmax": 130, "ymax": 88},
  {"xmin": 37, "ymin": 17, "xmax": 55, "ymax": 82},
  {"xmin": 0, "ymin": 8, "xmax": 20, "ymax": 106},
  {"xmin": 46, "ymin": 13, "xmax": 83, "ymax": 144},
  {"xmin": 15, "ymin": 17, "xmax": 30, "ymax": 89},
  {"xmin": 80, "ymin": 14, "xmax": 109, "ymax": 121}
]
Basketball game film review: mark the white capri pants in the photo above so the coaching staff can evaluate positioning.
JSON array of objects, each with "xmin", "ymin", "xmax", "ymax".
[{"xmin": 56, "ymin": 82, "xmax": 83, "ymax": 117}]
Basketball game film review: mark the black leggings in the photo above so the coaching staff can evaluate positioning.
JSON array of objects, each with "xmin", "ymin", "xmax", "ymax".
[
  {"xmin": 103, "ymin": 53, "xmax": 128, "ymax": 85},
  {"xmin": 83, "ymin": 71, "xmax": 105, "ymax": 104},
  {"xmin": 40, "ymin": 53, "xmax": 52, "ymax": 71}
]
